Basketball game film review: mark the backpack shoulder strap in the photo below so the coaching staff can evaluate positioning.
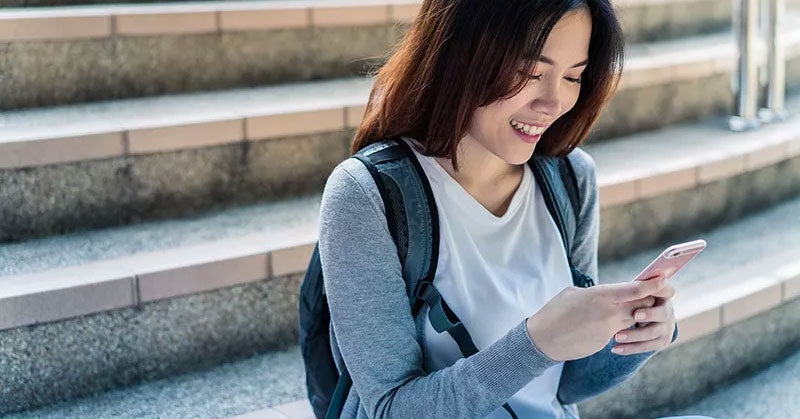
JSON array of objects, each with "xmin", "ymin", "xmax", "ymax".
[
  {"xmin": 528, "ymin": 153, "xmax": 594, "ymax": 288},
  {"xmin": 350, "ymin": 136, "xmax": 440, "ymax": 316}
]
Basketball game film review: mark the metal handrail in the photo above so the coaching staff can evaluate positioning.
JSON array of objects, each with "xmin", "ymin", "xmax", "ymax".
[{"xmin": 729, "ymin": 0, "xmax": 787, "ymax": 131}]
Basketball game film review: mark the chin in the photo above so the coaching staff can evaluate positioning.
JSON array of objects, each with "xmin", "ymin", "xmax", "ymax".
[{"xmin": 503, "ymin": 147, "xmax": 536, "ymax": 165}]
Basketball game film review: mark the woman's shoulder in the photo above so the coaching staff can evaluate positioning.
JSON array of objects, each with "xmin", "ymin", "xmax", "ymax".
[
  {"xmin": 321, "ymin": 157, "xmax": 387, "ymax": 219},
  {"xmin": 564, "ymin": 147, "xmax": 598, "ymax": 193}
]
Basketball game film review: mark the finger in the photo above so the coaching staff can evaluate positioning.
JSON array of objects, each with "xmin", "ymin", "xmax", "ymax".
[
  {"xmin": 632, "ymin": 303, "xmax": 672, "ymax": 324},
  {"xmin": 612, "ymin": 336, "xmax": 669, "ymax": 355},
  {"xmin": 604, "ymin": 277, "xmax": 667, "ymax": 303},
  {"xmin": 624, "ymin": 295, "xmax": 656, "ymax": 311},
  {"xmin": 650, "ymin": 284, "xmax": 676, "ymax": 300},
  {"xmin": 615, "ymin": 322, "xmax": 666, "ymax": 344}
]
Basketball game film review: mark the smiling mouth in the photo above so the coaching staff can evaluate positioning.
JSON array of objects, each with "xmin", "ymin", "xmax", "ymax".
[{"xmin": 509, "ymin": 119, "xmax": 547, "ymax": 135}]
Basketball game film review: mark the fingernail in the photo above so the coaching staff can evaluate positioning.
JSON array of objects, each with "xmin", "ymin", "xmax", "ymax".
[
  {"xmin": 612, "ymin": 347, "xmax": 624, "ymax": 355},
  {"xmin": 635, "ymin": 312, "xmax": 645, "ymax": 321},
  {"xmin": 616, "ymin": 333, "xmax": 627, "ymax": 341}
]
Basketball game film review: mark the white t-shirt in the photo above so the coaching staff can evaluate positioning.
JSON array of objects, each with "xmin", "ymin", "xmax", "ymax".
[{"xmin": 402, "ymin": 136, "xmax": 574, "ymax": 418}]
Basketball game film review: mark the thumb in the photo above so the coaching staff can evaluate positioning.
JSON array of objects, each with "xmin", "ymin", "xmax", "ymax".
[{"xmin": 606, "ymin": 276, "xmax": 666, "ymax": 303}]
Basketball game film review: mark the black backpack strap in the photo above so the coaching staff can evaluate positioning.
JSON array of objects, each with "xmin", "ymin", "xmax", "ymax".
[
  {"xmin": 528, "ymin": 155, "xmax": 594, "ymax": 288},
  {"xmin": 420, "ymin": 285, "xmax": 520, "ymax": 418}
]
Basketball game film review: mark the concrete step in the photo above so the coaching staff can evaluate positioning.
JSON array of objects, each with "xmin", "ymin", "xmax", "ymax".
[
  {"xmin": 3, "ymin": 23, "xmax": 800, "ymax": 241},
  {"xmin": 0, "ymin": 0, "xmax": 735, "ymax": 109},
  {"xmin": 4, "ymin": 193, "xmax": 800, "ymax": 418},
  {"xmin": 1, "ymin": 91, "xmax": 799, "ymax": 274},
  {"xmin": 664, "ymin": 348, "xmax": 800, "ymax": 419},
  {"xmin": 0, "ymin": 97, "xmax": 798, "ymax": 419}
]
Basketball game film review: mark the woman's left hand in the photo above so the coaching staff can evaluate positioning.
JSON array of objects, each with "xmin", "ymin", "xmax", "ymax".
[{"xmin": 610, "ymin": 281, "xmax": 677, "ymax": 356}]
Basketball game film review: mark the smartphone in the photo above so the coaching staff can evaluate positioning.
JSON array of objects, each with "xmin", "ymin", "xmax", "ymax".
[{"xmin": 633, "ymin": 239, "xmax": 707, "ymax": 282}]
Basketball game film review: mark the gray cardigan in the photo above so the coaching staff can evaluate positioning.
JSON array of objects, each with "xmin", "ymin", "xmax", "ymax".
[{"xmin": 318, "ymin": 147, "xmax": 666, "ymax": 418}]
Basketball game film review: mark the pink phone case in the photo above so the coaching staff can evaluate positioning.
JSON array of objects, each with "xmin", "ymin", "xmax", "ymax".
[{"xmin": 633, "ymin": 239, "xmax": 707, "ymax": 282}]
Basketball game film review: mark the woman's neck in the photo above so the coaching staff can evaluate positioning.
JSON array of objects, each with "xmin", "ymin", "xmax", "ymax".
[{"xmin": 431, "ymin": 136, "xmax": 522, "ymax": 193}]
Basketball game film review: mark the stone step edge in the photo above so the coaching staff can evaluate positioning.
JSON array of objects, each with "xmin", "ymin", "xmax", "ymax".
[
  {"xmin": 3, "ymin": 26, "xmax": 800, "ymax": 171},
  {"xmin": 0, "ymin": 0, "xmax": 421, "ymax": 42},
  {"xmin": 0, "ymin": 0, "xmax": 725, "ymax": 42},
  {"xmin": 2, "ymin": 114, "xmax": 800, "ymax": 331},
  {"xmin": 228, "ymin": 260, "xmax": 800, "ymax": 419}
]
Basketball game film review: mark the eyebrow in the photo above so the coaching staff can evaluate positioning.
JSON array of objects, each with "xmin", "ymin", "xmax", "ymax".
[{"xmin": 529, "ymin": 55, "xmax": 589, "ymax": 69}]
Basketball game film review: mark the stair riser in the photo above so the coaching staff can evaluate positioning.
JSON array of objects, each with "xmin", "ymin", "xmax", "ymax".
[
  {"xmin": 600, "ymin": 155, "xmax": 800, "ymax": 261},
  {"xmin": 0, "ymin": 131, "xmax": 353, "ymax": 242},
  {"xmin": 589, "ymin": 73, "xmax": 733, "ymax": 142},
  {"xmin": 0, "ymin": 0, "xmax": 733, "ymax": 110},
  {"xmin": 0, "ymin": 272, "xmax": 304, "ymax": 416},
  {"xmin": 617, "ymin": 0, "xmax": 732, "ymax": 43},
  {"xmin": 578, "ymin": 297, "xmax": 800, "ymax": 418},
  {"xmin": 0, "ymin": 26, "xmax": 399, "ymax": 110}
]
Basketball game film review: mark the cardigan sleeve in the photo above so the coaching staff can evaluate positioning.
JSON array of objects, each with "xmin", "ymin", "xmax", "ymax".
[
  {"xmin": 556, "ymin": 148, "xmax": 678, "ymax": 405},
  {"xmin": 319, "ymin": 158, "xmax": 560, "ymax": 419}
]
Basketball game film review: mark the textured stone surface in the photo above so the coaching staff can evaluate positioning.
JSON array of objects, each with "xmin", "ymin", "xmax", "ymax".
[
  {"xmin": 0, "ymin": 39, "xmax": 117, "ymax": 110},
  {"xmin": 589, "ymin": 74, "xmax": 733, "ymax": 143},
  {"xmin": 599, "ymin": 156, "xmax": 800, "ymax": 261},
  {"xmin": 618, "ymin": 0, "xmax": 731, "ymax": 43},
  {"xmin": 5, "ymin": 346, "xmax": 308, "ymax": 419},
  {"xmin": 237, "ymin": 130, "xmax": 353, "ymax": 203},
  {"xmin": 0, "ymin": 130, "xmax": 350, "ymax": 242},
  {"xmin": 667, "ymin": 349, "xmax": 800, "ymax": 418},
  {"xmin": 0, "ymin": 158, "xmax": 136, "ymax": 242},
  {"xmin": 128, "ymin": 142, "xmax": 244, "ymax": 220},
  {"xmin": 0, "ymin": 26, "xmax": 398, "ymax": 110},
  {"xmin": 577, "ymin": 297, "xmax": 800, "ymax": 419},
  {"xmin": 0, "ymin": 273, "xmax": 303, "ymax": 415}
]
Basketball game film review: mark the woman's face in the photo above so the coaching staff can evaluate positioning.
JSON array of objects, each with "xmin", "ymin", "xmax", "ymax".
[{"xmin": 465, "ymin": 7, "xmax": 592, "ymax": 165}]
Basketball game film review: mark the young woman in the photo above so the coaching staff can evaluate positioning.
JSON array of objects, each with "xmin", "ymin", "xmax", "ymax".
[{"xmin": 318, "ymin": 1, "xmax": 702, "ymax": 418}]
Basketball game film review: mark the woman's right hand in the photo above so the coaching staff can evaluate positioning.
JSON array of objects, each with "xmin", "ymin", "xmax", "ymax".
[{"xmin": 525, "ymin": 276, "xmax": 666, "ymax": 362}]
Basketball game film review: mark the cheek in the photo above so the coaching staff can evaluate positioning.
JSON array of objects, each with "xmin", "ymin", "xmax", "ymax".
[{"xmin": 561, "ymin": 89, "xmax": 581, "ymax": 116}]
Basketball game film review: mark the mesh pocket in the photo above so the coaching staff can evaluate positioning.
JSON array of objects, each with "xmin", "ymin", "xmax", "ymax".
[{"xmin": 379, "ymin": 172, "xmax": 409, "ymax": 266}]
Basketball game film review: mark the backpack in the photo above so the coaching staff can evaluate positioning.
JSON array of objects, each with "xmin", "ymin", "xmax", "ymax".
[{"xmin": 298, "ymin": 136, "xmax": 595, "ymax": 419}]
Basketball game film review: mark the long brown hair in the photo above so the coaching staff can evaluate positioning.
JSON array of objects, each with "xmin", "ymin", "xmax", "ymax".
[{"xmin": 352, "ymin": 0, "xmax": 624, "ymax": 170}]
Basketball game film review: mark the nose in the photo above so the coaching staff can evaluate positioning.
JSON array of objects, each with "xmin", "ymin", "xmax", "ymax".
[{"xmin": 529, "ymin": 77, "xmax": 562, "ymax": 118}]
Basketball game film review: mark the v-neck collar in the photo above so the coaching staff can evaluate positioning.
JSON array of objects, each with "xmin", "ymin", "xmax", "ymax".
[{"xmin": 402, "ymin": 136, "xmax": 532, "ymax": 225}]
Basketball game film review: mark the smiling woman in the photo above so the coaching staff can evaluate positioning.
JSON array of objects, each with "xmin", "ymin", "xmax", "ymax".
[
  {"xmin": 309, "ymin": 1, "xmax": 706, "ymax": 419},
  {"xmin": 352, "ymin": 0, "xmax": 623, "ymax": 164}
]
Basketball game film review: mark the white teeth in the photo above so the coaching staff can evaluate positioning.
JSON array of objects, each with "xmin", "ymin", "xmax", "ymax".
[{"xmin": 509, "ymin": 119, "xmax": 545, "ymax": 135}]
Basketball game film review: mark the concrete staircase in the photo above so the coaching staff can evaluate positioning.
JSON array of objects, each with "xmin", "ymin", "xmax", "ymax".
[{"xmin": 1, "ymin": 0, "xmax": 799, "ymax": 417}]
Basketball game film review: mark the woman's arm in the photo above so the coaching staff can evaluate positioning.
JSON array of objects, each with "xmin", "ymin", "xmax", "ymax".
[
  {"xmin": 319, "ymin": 159, "xmax": 559, "ymax": 419},
  {"xmin": 556, "ymin": 149, "xmax": 677, "ymax": 405}
]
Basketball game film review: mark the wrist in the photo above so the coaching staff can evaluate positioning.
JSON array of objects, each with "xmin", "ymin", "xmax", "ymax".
[{"xmin": 525, "ymin": 316, "xmax": 561, "ymax": 362}]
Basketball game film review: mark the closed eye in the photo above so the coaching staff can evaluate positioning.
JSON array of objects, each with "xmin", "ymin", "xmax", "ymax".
[{"xmin": 519, "ymin": 71, "xmax": 582, "ymax": 85}]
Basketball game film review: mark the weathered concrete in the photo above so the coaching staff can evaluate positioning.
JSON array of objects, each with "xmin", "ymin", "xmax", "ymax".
[{"xmin": 0, "ymin": 272, "xmax": 304, "ymax": 415}]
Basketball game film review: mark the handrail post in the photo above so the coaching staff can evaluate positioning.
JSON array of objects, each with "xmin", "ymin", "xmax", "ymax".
[
  {"xmin": 729, "ymin": 0, "xmax": 763, "ymax": 131},
  {"xmin": 758, "ymin": 0, "xmax": 789, "ymax": 122}
]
